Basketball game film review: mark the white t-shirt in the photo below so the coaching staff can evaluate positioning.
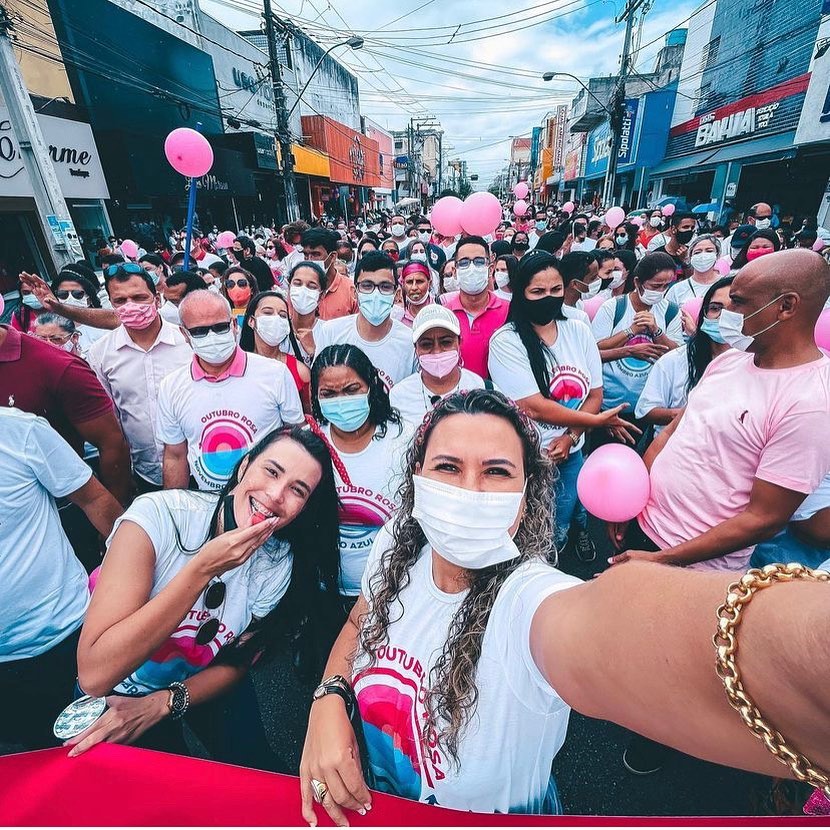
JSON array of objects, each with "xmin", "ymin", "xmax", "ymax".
[
  {"xmin": 0, "ymin": 408, "xmax": 91, "ymax": 661},
  {"xmin": 591, "ymin": 295, "xmax": 683, "ymax": 410},
  {"xmin": 634, "ymin": 345, "xmax": 690, "ymax": 435},
  {"xmin": 570, "ymin": 238, "xmax": 597, "ymax": 252},
  {"xmin": 389, "ymin": 368, "xmax": 486, "ymax": 431},
  {"xmin": 76, "ymin": 323, "xmax": 107, "ymax": 357},
  {"xmin": 322, "ymin": 423, "xmax": 410, "ymax": 594},
  {"xmin": 108, "ymin": 490, "xmax": 293, "ymax": 695},
  {"xmin": 562, "ymin": 304, "xmax": 591, "ymax": 325},
  {"xmin": 313, "ymin": 314, "xmax": 416, "ymax": 390},
  {"xmin": 353, "ymin": 524, "xmax": 581, "ymax": 813},
  {"xmin": 494, "ymin": 288, "xmax": 512, "ymax": 302},
  {"xmin": 156, "ymin": 352, "xmax": 304, "ymax": 490},
  {"xmin": 666, "ymin": 276, "xmax": 717, "ymax": 307},
  {"xmin": 489, "ymin": 320, "xmax": 602, "ymax": 451}
]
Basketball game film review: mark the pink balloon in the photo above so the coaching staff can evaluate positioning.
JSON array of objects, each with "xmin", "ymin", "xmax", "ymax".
[
  {"xmin": 164, "ymin": 127, "xmax": 214, "ymax": 178},
  {"xmin": 813, "ymin": 237, "xmax": 827, "ymax": 252},
  {"xmin": 630, "ymin": 215, "xmax": 645, "ymax": 227},
  {"xmin": 605, "ymin": 206, "xmax": 625, "ymax": 229},
  {"xmin": 120, "ymin": 239, "xmax": 138, "ymax": 259},
  {"xmin": 682, "ymin": 297, "xmax": 703, "ymax": 322},
  {"xmin": 714, "ymin": 257, "xmax": 731, "ymax": 276},
  {"xmin": 216, "ymin": 230, "xmax": 236, "ymax": 249},
  {"xmin": 815, "ymin": 309, "xmax": 830, "ymax": 350},
  {"xmin": 88, "ymin": 565, "xmax": 101, "ymax": 595},
  {"xmin": 430, "ymin": 196, "xmax": 464, "ymax": 236},
  {"xmin": 662, "ymin": 203, "xmax": 676, "ymax": 217},
  {"xmin": 582, "ymin": 294, "xmax": 605, "ymax": 321},
  {"xmin": 513, "ymin": 199, "xmax": 528, "ymax": 218},
  {"xmin": 576, "ymin": 443, "xmax": 651, "ymax": 523},
  {"xmin": 459, "ymin": 192, "xmax": 502, "ymax": 236},
  {"xmin": 562, "ymin": 201, "xmax": 574, "ymax": 214},
  {"xmin": 513, "ymin": 181, "xmax": 529, "ymax": 200}
]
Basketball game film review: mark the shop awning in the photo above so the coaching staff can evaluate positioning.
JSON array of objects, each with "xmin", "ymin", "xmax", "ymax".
[
  {"xmin": 292, "ymin": 144, "xmax": 330, "ymax": 178},
  {"xmin": 649, "ymin": 131, "xmax": 797, "ymax": 177}
]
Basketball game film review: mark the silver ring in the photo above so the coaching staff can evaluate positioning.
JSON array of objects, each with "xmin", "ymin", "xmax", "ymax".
[{"xmin": 311, "ymin": 778, "xmax": 328, "ymax": 804}]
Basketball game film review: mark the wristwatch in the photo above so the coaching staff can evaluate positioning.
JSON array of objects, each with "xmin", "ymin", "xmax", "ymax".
[
  {"xmin": 167, "ymin": 681, "xmax": 190, "ymax": 720},
  {"xmin": 565, "ymin": 429, "xmax": 580, "ymax": 445},
  {"xmin": 653, "ymin": 326, "xmax": 664, "ymax": 338},
  {"xmin": 624, "ymin": 326, "xmax": 634, "ymax": 339},
  {"xmin": 312, "ymin": 674, "xmax": 355, "ymax": 718}
]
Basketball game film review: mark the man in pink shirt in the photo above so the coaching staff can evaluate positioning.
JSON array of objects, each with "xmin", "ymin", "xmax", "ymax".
[
  {"xmin": 609, "ymin": 248, "xmax": 830, "ymax": 572},
  {"xmin": 439, "ymin": 236, "xmax": 508, "ymax": 378}
]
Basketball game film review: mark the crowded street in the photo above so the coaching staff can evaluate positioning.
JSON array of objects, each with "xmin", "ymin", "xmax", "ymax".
[{"xmin": 1, "ymin": 0, "xmax": 830, "ymax": 824}]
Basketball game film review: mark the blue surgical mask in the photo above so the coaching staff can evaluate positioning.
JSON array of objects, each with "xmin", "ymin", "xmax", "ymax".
[
  {"xmin": 700, "ymin": 317, "xmax": 727, "ymax": 344},
  {"xmin": 319, "ymin": 393, "xmax": 370, "ymax": 432},
  {"xmin": 22, "ymin": 294, "xmax": 43, "ymax": 310},
  {"xmin": 358, "ymin": 289, "xmax": 394, "ymax": 326},
  {"xmin": 535, "ymin": 220, "xmax": 547, "ymax": 232}
]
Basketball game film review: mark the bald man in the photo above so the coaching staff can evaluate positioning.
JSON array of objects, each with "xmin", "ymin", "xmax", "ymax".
[
  {"xmin": 610, "ymin": 249, "xmax": 830, "ymax": 571},
  {"xmin": 747, "ymin": 201, "xmax": 773, "ymax": 230},
  {"xmin": 156, "ymin": 290, "xmax": 303, "ymax": 490}
]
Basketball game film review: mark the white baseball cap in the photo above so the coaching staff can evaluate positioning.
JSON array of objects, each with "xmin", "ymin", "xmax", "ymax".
[{"xmin": 411, "ymin": 303, "xmax": 461, "ymax": 343}]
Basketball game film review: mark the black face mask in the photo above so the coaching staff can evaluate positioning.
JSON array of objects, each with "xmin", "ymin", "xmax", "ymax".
[
  {"xmin": 676, "ymin": 229, "xmax": 694, "ymax": 245},
  {"xmin": 525, "ymin": 295, "xmax": 564, "ymax": 325},
  {"xmin": 513, "ymin": 242, "xmax": 529, "ymax": 252}
]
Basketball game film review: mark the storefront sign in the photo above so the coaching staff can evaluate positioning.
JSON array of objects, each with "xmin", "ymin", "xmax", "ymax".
[
  {"xmin": 563, "ymin": 132, "xmax": 585, "ymax": 182},
  {"xmin": 584, "ymin": 99, "xmax": 640, "ymax": 179},
  {"xmin": 795, "ymin": 21, "xmax": 830, "ymax": 145},
  {"xmin": 349, "ymin": 135, "xmax": 366, "ymax": 181},
  {"xmin": 301, "ymin": 115, "xmax": 380, "ymax": 187},
  {"xmin": 694, "ymin": 103, "xmax": 779, "ymax": 147},
  {"xmin": 253, "ymin": 132, "xmax": 277, "ymax": 170},
  {"xmin": 0, "ymin": 110, "xmax": 109, "ymax": 199}
]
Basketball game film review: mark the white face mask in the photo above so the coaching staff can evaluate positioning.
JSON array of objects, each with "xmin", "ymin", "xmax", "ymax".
[
  {"xmin": 61, "ymin": 339, "xmax": 76, "ymax": 353},
  {"xmin": 255, "ymin": 314, "xmax": 290, "ymax": 346},
  {"xmin": 190, "ymin": 329, "xmax": 237, "ymax": 365},
  {"xmin": 443, "ymin": 276, "xmax": 459, "ymax": 292},
  {"xmin": 412, "ymin": 475, "xmax": 524, "ymax": 570},
  {"xmin": 62, "ymin": 296, "xmax": 89, "ymax": 308},
  {"xmin": 649, "ymin": 216, "xmax": 663, "ymax": 228},
  {"xmin": 609, "ymin": 269, "xmax": 626, "ymax": 289},
  {"xmin": 494, "ymin": 270, "xmax": 510, "ymax": 289},
  {"xmin": 411, "ymin": 252, "xmax": 427, "ymax": 263},
  {"xmin": 579, "ymin": 279, "xmax": 601, "ymax": 300},
  {"xmin": 289, "ymin": 285, "xmax": 320, "ymax": 315},
  {"xmin": 390, "ymin": 223, "xmax": 405, "ymax": 237},
  {"xmin": 418, "ymin": 232, "xmax": 431, "ymax": 244},
  {"xmin": 208, "ymin": 282, "xmax": 221, "ymax": 294},
  {"xmin": 717, "ymin": 295, "xmax": 783, "ymax": 352},
  {"xmin": 457, "ymin": 263, "xmax": 489, "ymax": 295},
  {"xmin": 690, "ymin": 251, "xmax": 718, "ymax": 273},
  {"xmin": 639, "ymin": 286, "xmax": 666, "ymax": 306},
  {"xmin": 754, "ymin": 218, "xmax": 771, "ymax": 231}
]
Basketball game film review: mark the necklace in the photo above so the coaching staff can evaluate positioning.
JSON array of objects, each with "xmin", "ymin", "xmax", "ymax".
[{"xmin": 420, "ymin": 374, "xmax": 461, "ymax": 411}]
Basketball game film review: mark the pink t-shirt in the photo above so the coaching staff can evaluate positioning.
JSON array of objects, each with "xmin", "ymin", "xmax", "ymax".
[
  {"xmin": 440, "ymin": 290, "xmax": 509, "ymax": 379},
  {"xmin": 640, "ymin": 349, "xmax": 830, "ymax": 571}
]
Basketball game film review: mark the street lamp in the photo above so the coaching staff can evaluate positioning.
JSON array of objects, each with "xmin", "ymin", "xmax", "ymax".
[
  {"xmin": 287, "ymin": 36, "xmax": 364, "ymax": 119},
  {"xmin": 541, "ymin": 71, "xmax": 611, "ymax": 115}
]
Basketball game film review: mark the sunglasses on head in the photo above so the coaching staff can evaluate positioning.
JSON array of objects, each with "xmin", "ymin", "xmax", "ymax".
[
  {"xmin": 195, "ymin": 579, "xmax": 226, "ymax": 646},
  {"xmin": 105, "ymin": 263, "xmax": 144, "ymax": 277},
  {"xmin": 186, "ymin": 321, "xmax": 232, "ymax": 338},
  {"xmin": 226, "ymin": 278, "xmax": 249, "ymax": 289},
  {"xmin": 56, "ymin": 289, "xmax": 86, "ymax": 300}
]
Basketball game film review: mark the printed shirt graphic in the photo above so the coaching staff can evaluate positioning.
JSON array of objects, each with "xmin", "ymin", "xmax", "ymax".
[
  {"xmin": 353, "ymin": 525, "xmax": 581, "ymax": 813},
  {"xmin": 488, "ymin": 320, "xmax": 602, "ymax": 450},
  {"xmin": 322, "ymin": 423, "xmax": 410, "ymax": 594},
  {"xmin": 591, "ymin": 295, "xmax": 683, "ymax": 411},
  {"xmin": 108, "ymin": 491, "xmax": 292, "ymax": 695},
  {"xmin": 155, "ymin": 353, "xmax": 303, "ymax": 490}
]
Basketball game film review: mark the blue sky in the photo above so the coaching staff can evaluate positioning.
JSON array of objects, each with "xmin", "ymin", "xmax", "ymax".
[{"xmin": 203, "ymin": 0, "xmax": 700, "ymax": 185}]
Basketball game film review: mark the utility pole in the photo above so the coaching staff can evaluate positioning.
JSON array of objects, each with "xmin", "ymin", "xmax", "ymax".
[
  {"xmin": 262, "ymin": 0, "xmax": 299, "ymax": 222},
  {"xmin": 0, "ymin": 5, "xmax": 75, "ymax": 273},
  {"xmin": 601, "ymin": 0, "xmax": 645, "ymax": 207}
]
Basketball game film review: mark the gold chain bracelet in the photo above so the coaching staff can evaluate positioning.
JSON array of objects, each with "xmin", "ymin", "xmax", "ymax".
[{"xmin": 714, "ymin": 562, "xmax": 830, "ymax": 797}]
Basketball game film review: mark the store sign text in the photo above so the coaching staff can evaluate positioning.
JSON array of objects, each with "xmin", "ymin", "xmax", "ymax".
[
  {"xmin": 350, "ymin": 135, "xmax": 366, "ymax": 181},
  {"xmin": 695, "ymin": 103, "xmax": 779, "ymax": 147}
]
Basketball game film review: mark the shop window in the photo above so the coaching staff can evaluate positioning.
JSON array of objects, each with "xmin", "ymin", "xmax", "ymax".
[{"xmin": 702, "ymin": 36, "xmax": 720, "ymax": 71}]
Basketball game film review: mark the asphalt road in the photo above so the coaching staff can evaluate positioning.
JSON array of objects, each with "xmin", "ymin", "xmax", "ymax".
[{"xmin": 1, "ymin": 519, "xmax": 805, "ymax": 817}]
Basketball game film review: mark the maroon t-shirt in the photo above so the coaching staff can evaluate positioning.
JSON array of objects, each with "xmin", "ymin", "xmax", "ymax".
[{"xmin": 0, "ymin": 326, "xmax": 113, "ymax": 452}]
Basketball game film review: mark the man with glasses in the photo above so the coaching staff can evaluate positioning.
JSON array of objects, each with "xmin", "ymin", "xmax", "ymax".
[
  {"xmin": 232, "ymin": 235, "xmax": 273, "ymax": 293},
  {"xmin": 439, "ymin": 236, "xmax": 508, "ymax": 379},
  {"xmin": 156, "ymin": 290, "xmax": 303, "ymax": 491},
  {"xmin": 301, "ymin": 228, "xmax": 358, "ymax": 321},
  {"xmin": 311, "ymin": 250, "xmax": 415, "ymax": 390}
]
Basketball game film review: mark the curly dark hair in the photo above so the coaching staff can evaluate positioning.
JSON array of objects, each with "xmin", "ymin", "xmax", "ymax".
[
  {"xmin": 310, "ymin": 344, "xmax": 402, "ymax": 438},
  {"xmin": 358, "ymin": 389, "xmax": 554, "ymax": 765}
]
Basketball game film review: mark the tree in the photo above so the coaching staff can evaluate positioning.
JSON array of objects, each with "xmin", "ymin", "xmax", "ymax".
[{"xmin": 459, "ymin": 179, "xmax": 473, "ymax": 199}]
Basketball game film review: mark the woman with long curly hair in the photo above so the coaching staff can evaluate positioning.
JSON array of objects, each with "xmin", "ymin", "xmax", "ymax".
[{"xmin": 299, "ymin": 389, "xmax": 830, "ymax": 821}]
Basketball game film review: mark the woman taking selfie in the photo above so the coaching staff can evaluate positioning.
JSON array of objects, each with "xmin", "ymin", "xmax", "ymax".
[
  {"xmin": 299, "ymin": 390, "xmax": 830, "ymax": 821},
  {"xmin": 71, "ymin": 425, "xmax": 341, "ymax": 770}
]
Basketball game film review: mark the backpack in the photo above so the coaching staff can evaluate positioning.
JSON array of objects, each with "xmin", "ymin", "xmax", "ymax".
[{"xmin": 612, "ymin": 295, "xmax": 679, "ymax": 332}]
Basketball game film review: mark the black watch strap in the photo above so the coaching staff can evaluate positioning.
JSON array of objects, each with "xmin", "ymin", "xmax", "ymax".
[{"xmin": 313, "ymin": 684, "xmax": 355, "ymax": 719}]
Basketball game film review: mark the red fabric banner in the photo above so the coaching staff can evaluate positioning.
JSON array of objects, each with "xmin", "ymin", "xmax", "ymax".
[{"xmin": 0, "ymin": 745, "xmax": 821, "ymax": 826}]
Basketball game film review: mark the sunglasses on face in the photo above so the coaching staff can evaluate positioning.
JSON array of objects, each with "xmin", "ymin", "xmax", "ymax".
[
  {"xmin": 56, "ymin": 289, "xmax": 86, "ymax": 300},
  {"xmin": 105, "ymin": 263, "xmax": 144, "ymax": 277},
  {"xmin": 195, "ymin": 579, "xmax": 226, "ymax": 646},
  {"xmin": 226, "ymin": 278, "xmax": 249, "ymax": 289},
  {"xmin": 186, "ymin": 321, "xmax": 232, "ymax": 338},
  {"xmin": 456, "ymin": 257, "xmax": 488, "ymax": 269}
]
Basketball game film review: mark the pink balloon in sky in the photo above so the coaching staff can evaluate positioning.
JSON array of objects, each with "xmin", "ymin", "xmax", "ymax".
[
  {"xmin": 459, "ymin": 192, "xmax": 502, "ymax": 236},
  {"xmin": 562, "ymin": 201, "xmax": 574, "ymax": 214},
  {"xmin": 630, "ymin": 215, "xmax": 645, "ymax": 227},
  {"xmin": 513, "ymin": 181, "xmax": 529, "ymax": 200},
  {"xmin": 216, "ymin": 231, "xmax": 236, "ymax": 249},
  {"xmin": 714, "ymin": 258, "xmax": 731, "ymax": 276},
  {"xmin": 662, "ymin": 203, "xmax": 676, "ymax": 217},
  {"xmin": 576, "ymin": 443, "xmax": 651, "ymax": 523},
  {"xmin": 430, "ymin": 196, "xmax": 464, "ymax": 236},
  {"xmin": 604, "ymin": 206, "xmax": 625, "ymax": 228},
  {"xmin": 120, "ymin": 239, "xmax": 138, "ymax": 259},
  {"xmin": 164, "ymin": 128, "xmax": 214, "ymax": 178},
  {"xmin": 513, "ymin": 199, "xmax": 529, "ymax": 217}
]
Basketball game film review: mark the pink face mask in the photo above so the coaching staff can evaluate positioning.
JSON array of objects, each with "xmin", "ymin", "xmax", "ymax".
[
  {"xmin": 746, "ymin": 247, "xmax": 774, "ymax": 261},
  {"xmin": 418, "ymin": 349, "xmax": 459, "ymax": 379},
  {"xmin": 115, "ymin": 300, "xmax": 158, "ymax": 330}
]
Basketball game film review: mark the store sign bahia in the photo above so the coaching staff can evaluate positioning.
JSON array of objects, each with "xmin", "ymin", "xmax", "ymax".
[{"xmin": 695, "ymin": 102, "xmax": 779, "ymax": 147}]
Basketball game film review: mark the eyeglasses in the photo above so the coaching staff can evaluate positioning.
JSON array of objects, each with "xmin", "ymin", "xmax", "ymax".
[
  {"xmin": 357, "ymin": 280, "xmax": 396, "ymax": 295},
  {"xmin": 456, "ymin": 257, "xmax": 488, "ymax": 269},
  {"xmin": 56, "ymin": 289, "xmax": 86, "ymax": 300},
  {"xmin": 36, "ymin": 333, "xmax": 72, "ymax": 345},
  {"xmin": 195, "ymin": 579, "xmax": 227, "ymax": 646},
  {"xmin": 105, "ymin": 263, "xmax": 144, "ymax": 277},
  {"xmin": 705, "ymin": 303, "xmax": 725, "ymax": 318},
  {"xmin": 185, "ymin": 321, "xmax": 232, "ymax": 338},
  {"xmin": 226, "ymin": 278, "xmax": 249, "ymax": 289}
]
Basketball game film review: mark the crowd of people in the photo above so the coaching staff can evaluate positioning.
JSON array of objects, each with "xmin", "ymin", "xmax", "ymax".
[{"xmin": 2, "ymin": 198, "xmax": 830, "ymax": 821}]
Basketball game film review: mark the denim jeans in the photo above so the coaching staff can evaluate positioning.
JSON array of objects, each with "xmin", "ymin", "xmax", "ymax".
[
  {"xmin": 749, "ymin": 527, "xmax": 830, "ymax": 570},
  {"xmin": 553, "ymin": 450, "xmax": 584, "ymax": 549}
]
